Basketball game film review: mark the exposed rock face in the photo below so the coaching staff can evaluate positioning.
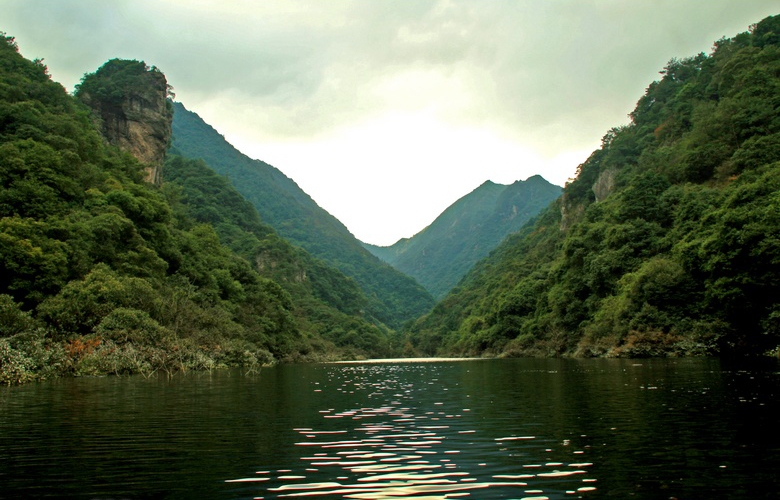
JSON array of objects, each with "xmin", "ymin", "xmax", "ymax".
[
  {"xmin": 592, "ymin": 167, "xmax": 617, "ymax": 202},
  {"xmin": 561, "ymin": 167, "xmax": 618, "ymax": 231},
  {"xmin": 559, "ymin": 192, "xmax": 584, "ymax": 231},
  {"xmin": 98, "ymin": 92, "xmax": 171, "ymax": 185},
  {"xmin": 78, "ymin": 60, "xmax": 172, "ymax": 185}
]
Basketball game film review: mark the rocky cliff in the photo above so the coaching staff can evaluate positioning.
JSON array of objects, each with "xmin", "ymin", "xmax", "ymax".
[{"xmin": 76, "ymin": 59, "xmax": 172, "ymax": 185}]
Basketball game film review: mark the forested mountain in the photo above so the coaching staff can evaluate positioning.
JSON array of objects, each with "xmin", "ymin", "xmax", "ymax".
[
  {"xmin": 0, "ymin": 36, "xmax": 391, "ymax": 384},
  {"xmin": 407, "ymin": 15, "xmax": 780, "ymax": 358},
  {"xmin": 364, "ymin": 176, "xmax": 562, "ymax": 299},
  {"xmin": 171, "ymin": 102, "xmax": 435, "ymax": 327},
  {"xmin": 163, "ymin": 153, "xmax": 392, "ymax": 358}
]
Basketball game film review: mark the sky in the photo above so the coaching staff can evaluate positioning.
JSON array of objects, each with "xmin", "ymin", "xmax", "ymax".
[{"xmin": 3, "ymin": 1, "xmax": 777, "ymax": 245}]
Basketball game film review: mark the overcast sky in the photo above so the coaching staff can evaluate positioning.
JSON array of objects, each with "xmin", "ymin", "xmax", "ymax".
[{"xmin": 3, "ymin": 1, "xmax": 777, "ymax": 245}]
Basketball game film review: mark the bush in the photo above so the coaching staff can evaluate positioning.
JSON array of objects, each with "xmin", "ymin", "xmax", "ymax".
[
  {"xmin": 0, "ymin": 337, "xmax": 36, "ymax": 384},
  {"xmin": 0, "ymin": 329, "xmax": 68, "ymax": 384},
  {"xmin": 37, "ymin": 264, "xmax": 158, "ymax": 336},
  {"xmin": 217, "ymin": 339, "xmax": 273, "ymax": 368},
  {"xmin": 0, "ymin": 294, "xmax": 38, "ymax": 337},
  {"xmin": 95, "ymin": 307, "xmax": 170, "ymax": 346}
]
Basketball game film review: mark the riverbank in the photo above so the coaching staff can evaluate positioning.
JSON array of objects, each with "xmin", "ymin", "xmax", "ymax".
[{"xmin": 0, "ymin": 329, "xmax": 360, "ymax": 385}]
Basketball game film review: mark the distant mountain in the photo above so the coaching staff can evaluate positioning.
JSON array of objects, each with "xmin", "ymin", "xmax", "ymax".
[
  {"xmin": 171, "ymin": 102, "xmax": 435, "ymax": 327},
  {"xmin": 364, "ymin": 176, "xmax": 562, "ymax": 298}
]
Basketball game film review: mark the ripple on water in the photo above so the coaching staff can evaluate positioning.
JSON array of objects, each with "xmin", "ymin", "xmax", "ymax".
[{"xmin": 227, "ymin": 363, "xmax": 599, "ymax": 499}]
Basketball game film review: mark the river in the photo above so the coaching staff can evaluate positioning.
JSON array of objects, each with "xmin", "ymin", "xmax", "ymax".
[{"xmin": 1, "ymin": 358, "xmax": 778, "ymax": 499}]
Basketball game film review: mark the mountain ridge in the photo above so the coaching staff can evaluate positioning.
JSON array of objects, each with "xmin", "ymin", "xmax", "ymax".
[
  {"xmin": 364, "ymin": 175, "xmax": 562, "ymax": 298},
  {"xmin": 171, "ymin": 101, "xmax": 436, "ymax": 327}
]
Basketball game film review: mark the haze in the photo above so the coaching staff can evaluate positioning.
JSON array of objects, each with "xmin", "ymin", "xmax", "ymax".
[{"xmin": 3, "ymin": 0, "xmax": 776, "ymax": 245}]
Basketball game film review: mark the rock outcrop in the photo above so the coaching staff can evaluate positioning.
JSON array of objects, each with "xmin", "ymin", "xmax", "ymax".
[
  {"xmin": 592, "ymin": 167, "xmax": 617, "ymax": 202},
  {"xmin": 559, "ymin": 192, "xmax": 585, "ymax": 231},
  {"xmin": 77, "ymin": 59, "xmax": 172, "ymax": 185}
]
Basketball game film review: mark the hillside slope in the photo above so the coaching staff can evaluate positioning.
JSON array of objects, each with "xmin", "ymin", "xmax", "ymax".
[
  {"xmin": 171, "ymin": 102, "xmax": 435, "ymax": 327},
  {"xmin": 163, "ymin": 153, "xmax": 392, "ymax": 358},
  {"xmin": 408, "ymin": 15, "xmax": 780, "ymax": 358},
  {"xmin": 0, "ymin": 37, "xmax": 393, "ymax": 384},
  {"xmin": 364, "ymin": 176, "xmax": 562, "ymax": 298}
]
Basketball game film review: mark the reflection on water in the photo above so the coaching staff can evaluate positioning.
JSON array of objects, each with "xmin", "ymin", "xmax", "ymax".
[
  {"xmin": 228, "ymin": 363, "xmax": 597, "ymax": 499},
  {"xmin": 1, "ymin": 358, "xmax": 779, "ymax": 499}
]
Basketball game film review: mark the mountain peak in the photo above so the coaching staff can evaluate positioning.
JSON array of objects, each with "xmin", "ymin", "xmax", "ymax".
[
  {"xmin": 365, "ymin": 177, "xmax": 562, "ymax": 298},
  {"xmin": 76, "ymin": 59, "xmax": 173, "ymax": 186}
]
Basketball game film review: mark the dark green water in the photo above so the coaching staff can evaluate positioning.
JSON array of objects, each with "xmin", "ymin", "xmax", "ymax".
[{"xmin": 1, "ymin": 358, "xmax": 778, "ymax": 499}]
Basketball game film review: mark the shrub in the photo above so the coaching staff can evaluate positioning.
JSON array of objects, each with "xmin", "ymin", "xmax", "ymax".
[
  {"xmin": 0, "ymin": 329, "xmax": 68, "ymax": 384},
  {"xmin": 0, "ymin": 294, "xmax": 38, "ymax": 337},
  {"xmin": 37, "ymin": 264, "xmax": 158, "ymax": 336},
  {"xmin": 94, "ymin": 307, "xmax": 170, "ymax": 346}
]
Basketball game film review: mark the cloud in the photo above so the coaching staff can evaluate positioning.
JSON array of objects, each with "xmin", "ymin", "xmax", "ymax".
[
  {"xmin": 3, "ymin": 0, "xmax": 778, "ymax": 244},
  {"xmin": 9, "ymin": 0, "xmax": 772, "ymax": 147}
]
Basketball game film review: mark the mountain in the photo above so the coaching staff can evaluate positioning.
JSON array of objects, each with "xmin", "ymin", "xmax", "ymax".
[
  {"xmin": 407, "ymin": 14, "xmax": 780, "ymax": 358},
  {"xmin": 364, "ymin": 176, "xmax": 562, "ymax": 298},
  {"xmin": 0, "ymin": 37, "xmax": 395, "ymax": 384},
  {"xmin": 163, "ymin": 153, "xmax": 393, "ymax": 358},
  {"xmin": 170, "ymin": 101, "xmax": 435, "ymax": 327}
]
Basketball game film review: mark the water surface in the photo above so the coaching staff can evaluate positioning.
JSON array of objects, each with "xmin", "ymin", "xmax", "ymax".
[{"xmin": 1, "ymin": 358, "xmax": 778, "ymax": 499}]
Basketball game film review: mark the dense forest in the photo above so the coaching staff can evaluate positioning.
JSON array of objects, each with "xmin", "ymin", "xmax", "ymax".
[
  {"xmin": 0, "ymin": 35, "xmax": 393, "ymax": 384},
  {"xmin": 364, "ymin": 176, "xmax": 562, "ymax": 299},
  {"xmin": 170, "ymin": 102, "xmax": 435, "ymax": 328},
  {"xmin": 407, "ymin": 15, "xmax": 780, "ymax": 358}
]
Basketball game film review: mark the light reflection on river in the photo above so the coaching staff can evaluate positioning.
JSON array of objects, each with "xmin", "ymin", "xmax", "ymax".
[
  {"xmin": 1, "ymin": 358, "xmax": 779, "ymax": 499},
  {"xmin": 230, "ymin": 361, "xmax": 597, "ymax": 499}
]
